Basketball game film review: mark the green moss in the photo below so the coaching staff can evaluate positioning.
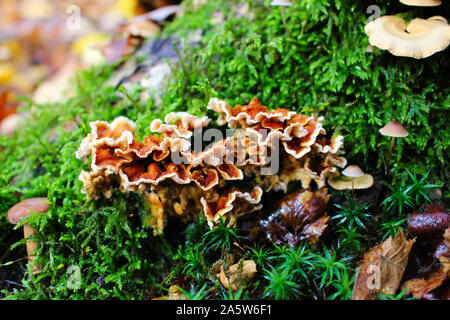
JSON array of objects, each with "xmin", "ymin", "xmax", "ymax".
[{"xmin": 1, "ymin": 0, "xmax": 448, "ymax": 299}]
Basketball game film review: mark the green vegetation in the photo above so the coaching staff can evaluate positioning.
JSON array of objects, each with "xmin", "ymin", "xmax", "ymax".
[{"xmin": 1, "ymin": 0, "xmax": 448, "ymax": 300}]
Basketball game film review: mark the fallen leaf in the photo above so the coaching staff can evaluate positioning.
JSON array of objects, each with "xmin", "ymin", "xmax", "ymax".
[
  {"xmin": 352, "ymin": 229, "xmax": 415, "ymax": 300},
  {"xmin": 259, "ymin": 188, "xmax": 330, "ymax": 247},
  {"xmin": 124, "ymin": 20, "xmax": 160, "ymax": 38},
  {"xmin": 401, "ymin": 268, "xmax": 447, "ymax": 299},
  {"xmin": 216, "ymin": 260, "xmax": 257, "ymax": 291},
  {"xmin": 102, "ymin": 36, "xmax": 137, "ymax": 64},
  {"xmin": 153, "ymin": 285, "xmax": 187, "ymax": 300},
  {"xmin": 440, "ymin": 228, "xmax": 450, "ymax": 274}
]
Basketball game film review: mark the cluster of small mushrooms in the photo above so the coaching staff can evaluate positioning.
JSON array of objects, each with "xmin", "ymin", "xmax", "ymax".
[
  {"xmin": 328, "ymin": 120, "xmax": 409, "ymax": 193},
  {"xmin": 365, "ymin": 0, "xmax": 450, "ymax": 58}
]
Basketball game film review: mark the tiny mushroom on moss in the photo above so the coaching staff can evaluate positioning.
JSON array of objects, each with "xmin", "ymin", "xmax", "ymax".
[
  {"xmin": 379, "ymin": 120, "xmax": 409, "ymax": 175},
  {"xmin": 399, "ymin": 0, "xmax": 442, "ymax": 6},
  {"xmin": 365, "ymin": 15, "xmax": 450, "ymax": 59},
  {"xmin": 7, "ymin": 197, "xmax": 50, "ymax": 274},
  {"xmin": 270, "ymin": 0, "xmax": 293, "ymax": 36},
  {"xmin": 339, "ymin": 165, "xmax": 368, "ymax": 198},
  {"xmin": 270, "ymin": 0, "xmax": 293, "ymax": 5},
  {"xmin": 328, "ymin": 173, "xmax": 374, "ymax": 191}
]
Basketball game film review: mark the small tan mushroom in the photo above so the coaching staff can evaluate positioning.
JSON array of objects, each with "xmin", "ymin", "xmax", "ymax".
[
  {"xmin": 337, "ymin": 165, "xmax": 370, "ymax": 197},
  {"xmin": 342, "ymin": 165, "xmax": 365, "ymax": 178},
  {"xmin": 270, "ymin": 0, "xmax": 293, "ymax": 6},
  {"xmin": 328, "ymin": 174, "xmax": 374, "ymax": 191},
  {"xmin": 365, "ymin": 15, "xmax": 450, "ymax": 59},
  {"xmin": 270, "ymin": 0, "xmax": 293, "ymax": 36},
  {"xmin": 380, "ymin": 121, "xmax": 409, "ymax": 138},
  {"xmin": 399, "ymin": 0, "xmax": 442, "ymax": 6},
  {"xmin": 379, "ymin": 121, "xmax": 409, "ymax": 174},
  {"xmin": 7, "ymin": 198, "xmax": 49, "ymax": 274}
]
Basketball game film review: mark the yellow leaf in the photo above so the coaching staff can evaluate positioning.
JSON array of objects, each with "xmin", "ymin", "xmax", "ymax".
[{"xmin": 116, "ymin": 0, "xmax": 139, "ymax": 19}]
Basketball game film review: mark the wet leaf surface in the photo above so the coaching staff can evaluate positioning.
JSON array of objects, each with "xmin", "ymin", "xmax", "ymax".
[
  {"xmin": 258, "ymin": 189, "xmax": 331, "ymax": 247},
  {"xmin": 352, "ymin": 229, "xmax": 415, "ymax": 300}
]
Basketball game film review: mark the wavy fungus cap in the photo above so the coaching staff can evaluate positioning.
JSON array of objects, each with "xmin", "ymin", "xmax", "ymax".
[
  {"xmin": 399, "ymin": 0, "xmax": 442, "ymax": 6},
  {"xmin": 270, "ymin": 0, "xmax": 293, "ymax": 6},
  {"xmin": 77, "ymin": 98, "xmax": 347, "ymax": 233},
  {"xmin": 365, "ymin": 16, "xmax": 450, "ymax": 59},
  {"xmin": 328, "ymin": 174, "xmax": 374, "ymax": 190}
]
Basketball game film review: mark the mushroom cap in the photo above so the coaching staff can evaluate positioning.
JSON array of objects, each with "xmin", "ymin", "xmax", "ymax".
[
  {"xmin": 7, "ymin": 198, "xmax": 49, "ymax": 225},
  {"xmin": 270, "ymin": 0, "xmax": 293, "ymax": 6},
  {"xmin": 365, "ymin": 16, "xmax": 450, "ymax": 59},
  {"xmin": 399, "ymin": 0, "xmax": 442, "ymax": 6},
  {"xmin": 328, "ymin": 174, "xmax": 374, "ymax": 190},
  {"xmin": 379, "ymin": 121, "xmax": 409, "ymax": 137},
  {"xmin": 342, "ymin": 165, "xmax": 365, "ymax": 178}
]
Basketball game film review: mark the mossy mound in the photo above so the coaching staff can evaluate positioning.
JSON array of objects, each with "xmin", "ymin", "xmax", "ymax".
[{"xmin": 0, "ymin": 0, "xmax": 448, "ymax": 300}]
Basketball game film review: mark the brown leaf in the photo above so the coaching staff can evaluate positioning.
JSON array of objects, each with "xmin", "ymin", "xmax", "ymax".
[
  {"xmin": 439, "ymin": 228, "xmax": 450, "ymax": 275},
  {"xmin": 216, "ymin": 260, "xmax": 257, "ymax": 291},
  {"xmin": 153, "ymin": 285, "xmax": 187, "ymax": 300},
  {"xmin": 401, "ymin": 268, "xmax": 447, "ymax": 300},
  {"xmin": 259, "ymin": 188, "xmax": 330, "ymax": 247},
  {"xmin": 352, "ymin": 229, "xmax": 415, "ymax": 300}
]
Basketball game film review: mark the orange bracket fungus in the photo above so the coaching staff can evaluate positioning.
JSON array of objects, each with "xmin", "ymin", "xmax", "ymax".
[
  {"xmin": 7, "ymin": 197, "xmax": 49, "ymax": 274},
  {"xmin": 77, "ymin": 98, "xmax": 346, "ymax": 235}
]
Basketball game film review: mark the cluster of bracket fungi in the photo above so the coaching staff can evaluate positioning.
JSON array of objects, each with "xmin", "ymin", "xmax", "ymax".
[{"xmin": 76, "ymin": 98, "xmax": 347, "ymax": 235}]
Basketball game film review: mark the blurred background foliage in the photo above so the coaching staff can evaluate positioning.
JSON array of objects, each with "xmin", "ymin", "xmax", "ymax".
[{"xmin": 0, "ymin": 0, "xmax": 448, "ymax": 299}]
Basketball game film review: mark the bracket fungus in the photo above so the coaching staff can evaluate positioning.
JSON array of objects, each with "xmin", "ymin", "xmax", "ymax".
[
  {"xmin": 399, "ymin": 0, "xmax": 442, "ymax": 6},
  {"xmin": 365, "ymin": 15, "xmax": 450, "ymax": 59},
  {"xmin": 379, "ymin": 120, "xmax": 409, "ymax": 174},
  {"xmin": 7, "ymin": 197, "xmax": 49, "ymax": 274},
  {"xmin": 77, "ymin": 98, "xmax": 346, "ymax": 234}
]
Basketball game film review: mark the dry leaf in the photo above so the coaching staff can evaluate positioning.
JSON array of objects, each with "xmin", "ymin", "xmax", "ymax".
[
  {"xmin": 401, "ymin": 268, "xmax": 447, "ymax": 299},
  {"xmin": 259, "ymin": 188, "xmax": 330, "ymax": 247},
  {"xmin": 216, "ymin": 260, "xmax": 257, "ymax": 291},
  {"xmin": 352, "ymin": 229, "xmax": 415, "ymax": 300},
  {"xmin": 153, "ymin": 285, "xmax": 187, "ymax": 300},
  {"xmin": 400, "ymin": 226, "xmax": 449, "ymax": 300},
  {"xmin": 440, "ymin": 228, "xmax": 450, "ymax": 274}
]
